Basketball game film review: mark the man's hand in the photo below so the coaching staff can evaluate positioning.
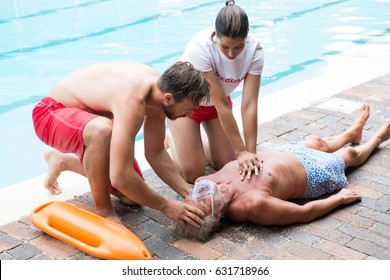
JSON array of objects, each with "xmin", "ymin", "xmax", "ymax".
[
  {"xmin": 237, "ymin": 151, "xmax": 263, "ymax": 181},
  {"xmin": 338, "ymin": 188, "xmax": 362, "ymax": 204},
  {"xmin": 162, "ymin": 199, "xmax": 204, "ymax": 228}
]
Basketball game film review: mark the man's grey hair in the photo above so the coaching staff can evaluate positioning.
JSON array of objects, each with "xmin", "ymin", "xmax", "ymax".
[
  {"xmin": 175, "ymin": 189, "xmax": 227, "ymax": 241},
  {"xmin": 175, "ymin": 214, "xmax": 222, "ymax": 241}
]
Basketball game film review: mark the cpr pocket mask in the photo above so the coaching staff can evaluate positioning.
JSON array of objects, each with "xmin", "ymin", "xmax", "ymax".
[{"xmin": 191, "ymin": 179, "xmax": 219, "ymax": 223}]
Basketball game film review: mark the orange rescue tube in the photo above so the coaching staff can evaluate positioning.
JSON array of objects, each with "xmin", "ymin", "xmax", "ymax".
[{"xmin": 30, "ymin": 201, "xmax": 152, "ymax": 260}]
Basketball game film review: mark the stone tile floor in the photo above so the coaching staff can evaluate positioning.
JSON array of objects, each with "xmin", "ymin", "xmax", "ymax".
[{"xmin": 1, "ymin": 74, "xmax": 389, "ymax": 260}]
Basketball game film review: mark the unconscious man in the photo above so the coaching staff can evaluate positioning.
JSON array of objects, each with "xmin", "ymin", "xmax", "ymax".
[{"xmin": 176, "ymin": 104, "xmax": 390, "ymax": 240}]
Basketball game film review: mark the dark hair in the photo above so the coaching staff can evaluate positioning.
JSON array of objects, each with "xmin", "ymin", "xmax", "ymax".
[
  {"xmin": 215, "ymin": 0, "xmax": 249, "ymax": 39},
  {"xmin": 158, "ymin": 61, "xmax": 210, "ymax": 106}
]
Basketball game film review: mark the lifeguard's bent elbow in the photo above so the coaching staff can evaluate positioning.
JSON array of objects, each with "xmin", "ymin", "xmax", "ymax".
[{"xmin": 109, "ymin": 173, "xmax": 131, "ymax": 191}]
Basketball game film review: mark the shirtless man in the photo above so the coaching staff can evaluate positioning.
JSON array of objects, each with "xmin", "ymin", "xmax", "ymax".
[
  {"xmin": 176, "ymin": 104, "xmax": 390, "ymax": 240},
  {"xmin": 32, "ymin": 61, "xmax": 210, "ymax": 227}
]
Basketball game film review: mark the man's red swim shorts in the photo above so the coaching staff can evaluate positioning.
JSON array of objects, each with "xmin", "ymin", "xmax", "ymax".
[
  {"xmin": 32, "ymin": 97, "xmax": 145, "ymax": 194},
  {"xmin": 32, "ymin": 97, "xmax": 98, "ymax": 161}
]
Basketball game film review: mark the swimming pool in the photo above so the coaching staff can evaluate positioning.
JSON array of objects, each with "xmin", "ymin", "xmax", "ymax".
[{"xmin": 1, "ymin": 0, "xmax": 389, "ymax": 188}]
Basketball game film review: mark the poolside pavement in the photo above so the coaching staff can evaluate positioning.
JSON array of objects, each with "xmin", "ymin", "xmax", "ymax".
[{"xmin": 1, "ymin": 74, "xmax": 389, "ymax": 260}]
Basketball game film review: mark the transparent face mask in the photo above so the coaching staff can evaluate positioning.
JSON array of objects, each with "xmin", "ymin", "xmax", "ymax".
[{"xmin": 191, "ymin": 179, "xmax": 219, "ymax": 223}]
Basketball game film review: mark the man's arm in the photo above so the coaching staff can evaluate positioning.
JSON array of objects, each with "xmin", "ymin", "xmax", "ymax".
[
  {"xmin": 109, "ymin": 98, "xmax": 164, "ymax": 206},
  {"xmin": 143, "ymin": 113, "xmax": 193, "ymax": 198},
  {"xmin": 109, "ymin": 98, "xmax": 204, "ymax": 227},
  {"xmin": 246, "ymin": 188, "xmax": 361, "ymax": 225}
]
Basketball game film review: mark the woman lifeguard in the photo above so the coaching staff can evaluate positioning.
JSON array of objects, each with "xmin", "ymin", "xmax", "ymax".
[{"xmin": 167, "ymin": 0, "xmax": 264, "ymax": 182}]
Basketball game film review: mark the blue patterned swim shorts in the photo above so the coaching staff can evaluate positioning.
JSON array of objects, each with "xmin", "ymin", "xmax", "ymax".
[{"xmin": 279, "ymin": 142, "xmax": 348, "ymax": 199}]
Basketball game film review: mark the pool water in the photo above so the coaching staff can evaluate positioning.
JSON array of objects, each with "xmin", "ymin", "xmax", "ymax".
[{"xmin": 1, "ymin": 0, "xmax": 389, "ymax": 188}]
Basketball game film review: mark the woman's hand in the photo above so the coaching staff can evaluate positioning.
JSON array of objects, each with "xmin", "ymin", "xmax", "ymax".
[{"xmin": 237, "ymin": 151, "xmax": 263, "ymax": 180}]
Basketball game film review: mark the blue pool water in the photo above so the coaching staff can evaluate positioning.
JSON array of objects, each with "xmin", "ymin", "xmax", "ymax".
[{"xmin": 1, "ymin": 0, "xmax": 389, "ymax": 188}]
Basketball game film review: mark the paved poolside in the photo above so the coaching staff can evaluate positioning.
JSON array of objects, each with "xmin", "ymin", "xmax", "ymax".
[{"xmin": 1, "ymin": 73, "xmax": 389, "ymax": 260}]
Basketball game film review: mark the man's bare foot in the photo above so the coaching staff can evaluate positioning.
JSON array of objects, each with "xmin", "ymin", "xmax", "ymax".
[
  {"xmin": 111, "ymin": 188, "xmax": 140, "ymax": 206},
  {"xmin": 99, "ymin": 211, "xmax": 125, "ymax": 227},
  {"xmin": 374, "ymin": 120, "xmax": 390, "ymax": 144},
  {"xmin": 43, "ymin": 148, "xmax": 65, "ymax": 195},
  {"xmin": 349, "ymin": 104, "xmax": 370, "ymax": 144}
]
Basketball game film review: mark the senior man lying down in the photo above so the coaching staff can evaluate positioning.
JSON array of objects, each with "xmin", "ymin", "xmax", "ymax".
[{"xmin": 176, "ymin": 104, "xmax": 390, "ymax": 240}]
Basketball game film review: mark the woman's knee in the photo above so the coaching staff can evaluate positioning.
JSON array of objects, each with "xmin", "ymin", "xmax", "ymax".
[{"xmin": 180, "ymin": 161, "xmax": 205, "ymax": 183}]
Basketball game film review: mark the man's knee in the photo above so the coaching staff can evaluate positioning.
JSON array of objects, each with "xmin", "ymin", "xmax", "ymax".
[
  {"xmin": 339, "ymin": 146, "xmax": 358, "ymax": 167},
  {"xmin": 303, "ymin": 135, "xmax": 329, "ymax": 151},
  {"xmin": 84, "ymin": 117, "xmax": 113, "ymax": 145},
  {"xmin": 344, "ymin": 146, "xmax": 358, "ymax": 162}
]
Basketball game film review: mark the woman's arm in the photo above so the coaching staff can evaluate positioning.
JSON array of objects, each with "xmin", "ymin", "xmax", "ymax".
[
  {"xmin": 204, "ymin": 71, "xmax": 261, "ymax": 179},
  {"xmin": 241, "ymin": 73, "xmax": 261, "ymax": 153}
]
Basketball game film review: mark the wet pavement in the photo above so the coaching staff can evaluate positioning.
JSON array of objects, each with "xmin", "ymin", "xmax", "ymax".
[{"xmin": 1, "ymin": 74, "xmax": 389, "ymax": 260}]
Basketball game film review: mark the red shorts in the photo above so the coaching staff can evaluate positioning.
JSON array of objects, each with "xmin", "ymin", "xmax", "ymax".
[
  {"xmin": 32, "ymin": 97, "xmax": 98, "ymax": 161},
  {"xmin": 188, "ymin": 96, "xmax": 233, "ymax": 123},
  {"xmin": 32, "ymin": 97, "xmax": 145, "ymax": 193}
]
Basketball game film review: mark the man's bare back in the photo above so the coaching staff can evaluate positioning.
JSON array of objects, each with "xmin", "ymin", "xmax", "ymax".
[{"xmin": 49, "ymin": 61, "xmax": 158, "ymax": 115}]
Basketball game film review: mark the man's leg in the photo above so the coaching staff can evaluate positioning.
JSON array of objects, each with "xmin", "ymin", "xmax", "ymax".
[
  {"xmin": 44, "ymin": 135, "xmax": 139, "ymax": 208},
  {"xmin": 81, "ymin": 116, "xmax": 122, "ymax": 224},
  {"xmin": 336, "ymin": 119, "xmax": 390, "ymax": 168},
  {"xmin": 43, "ymin": 115, "xmax": 119, "ymax": 223},
  {"xmin": 301, "ymin": 104, "xmax": 370, "ymax": 152},
  {"xmin": 44, "ymin": 148, "xmax": 85, "ymax": 195}
]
